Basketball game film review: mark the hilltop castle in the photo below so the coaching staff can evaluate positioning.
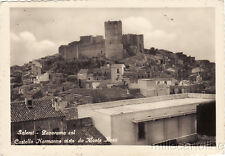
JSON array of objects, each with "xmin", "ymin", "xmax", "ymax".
[{"xmin": 59, "ymin": 20, "xmax": 144, "ymax": 61}]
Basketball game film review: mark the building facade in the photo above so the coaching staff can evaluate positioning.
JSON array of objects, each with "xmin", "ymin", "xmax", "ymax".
[
  {"xmin": 137, "ymin": 78, "xmax": 175, "ymax": 97},
  {"xmin": 110, "ymin": 64, "xmax": 125, "ymax": 83},
  {"xmin": 78, "ymin": 93, "xmax": 215, "ymax": 145}
]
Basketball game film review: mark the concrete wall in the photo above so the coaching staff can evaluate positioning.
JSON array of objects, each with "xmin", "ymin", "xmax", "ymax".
[
  {"xmin": 77, "ymin": 94, "xmax": 189, "ymax": 112},
  {"xmin": 147, "ymin": 114, "xmax": 196, "ymax": 144},
  {"xmin": 138, "ymin": 79, "xmax": 156, "ymax": 90},
  {"xmin": 77, "ymin": 108, "xmax": 112, "ymax": 138},
  {"xmin": 188, "ymin": 93, "xmax": 215, "ymax": 99},
  {"xmin": 36, "ymin": 72, "xmax": 49, "ymax": 83},
  {"xmin": 77, "ymin": 93, "xmax": 214, "ymax": 145},
  {"xmin": 138, "ymin": 79, "xmax": 170, "ymax": 97},
  {"xmin": 110, "ymin": 104, "xmax": 197, "ymax": 145},
  {"xmin": 140, "ymin": 89, "xmax": 157, "ymax": 97},
  {"xmin": 104, "ymin": 21, "xmax": 123, "ymax": 59}
]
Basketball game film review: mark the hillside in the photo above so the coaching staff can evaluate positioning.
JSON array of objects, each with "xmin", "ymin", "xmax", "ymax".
[{"xmin": 10, "ymin": 47, "xmax": 215, "ymax": 103}]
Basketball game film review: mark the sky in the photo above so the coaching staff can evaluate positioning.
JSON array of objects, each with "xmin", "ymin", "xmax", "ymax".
[{"xmin": 10, "ymin": 8, "xmax": 215, "ymax": 66}]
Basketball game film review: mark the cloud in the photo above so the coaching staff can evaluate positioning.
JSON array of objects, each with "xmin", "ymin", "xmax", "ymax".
[
  {"xmin": 19, "ymin": 31, "xmax": 36, "ymax": 42},
  {"xmin": 11, "ymin": 31, "xmax": 57, "ymax": 66},
  {"xmin": 123, "ymin": 17, "xmax": 177, "ymax": 49},
  {"xmin": 123, "ymin": 17, "xmax": 153, "ymax": 34}
]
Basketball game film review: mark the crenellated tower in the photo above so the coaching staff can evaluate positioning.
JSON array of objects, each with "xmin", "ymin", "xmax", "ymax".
[{"xmin": 104, "ymin": 20, "xmax": 124, "ymax": 60}]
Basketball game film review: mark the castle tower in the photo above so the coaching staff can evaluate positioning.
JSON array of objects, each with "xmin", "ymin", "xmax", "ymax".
[{"xmin": 104, "ymin": 20, "xmax": 124, "ymax": 60}]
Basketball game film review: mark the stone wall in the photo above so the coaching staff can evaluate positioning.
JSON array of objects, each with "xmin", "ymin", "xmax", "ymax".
[
  {"xmin": 79, "ymin": 37, "xmax": 105, "ymax": 58},
  {"xmin": 122, "ymin": 34, "xmax": 144, "ymax": 56},
  {"xmin": 59, "ymin": 35, "xmax": 105, "ymax": 61},
  {"xmin": 59, "ymin": 42, "xmax": 79, "ymax": 61},
  {"xmin": 59, "ymin": 21, "xmax": 145, "ymax": 61}
]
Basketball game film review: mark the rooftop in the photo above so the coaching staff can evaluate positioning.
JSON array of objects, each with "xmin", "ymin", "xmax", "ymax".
[
  {"xmin": 138, "ymin": 78, "xmax": 177, "ymax": 81},
  {"xmin": 111, "ymin": 64, "xmax": 125, "ymax": 68},
  {"xmin": 11, "ymin": 97, "xmax": 65, "ymax": 123},
  {"xmin": 95, "ymin": 97, "xmax": 214, "ymax": 115},
  {"xmin": 78, "ymin": 93, "xmax": 215, "ymax": 116},
  {"xmin": 65, "ymin": 118, "xmax": 111, "ymax": 145}
]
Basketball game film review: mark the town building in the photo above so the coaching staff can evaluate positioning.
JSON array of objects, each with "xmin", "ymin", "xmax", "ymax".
[
  {"xmin": 11, "ymin": 97, "xmax": 109, "ymax": 145},
  {"xmin": 34, "ymin": 72, "xmax": 50, "ymax": 84},
  {"xmin": 110, "ymin": 64, "xmax": 125, "ymax": 83},
  {"xmin": 11, "ymin": 97, "xmax": 66, "ymax": 144},
  {"xmin": 77, "ymin": 69, "xmax": 88, "ymax": 80},
  {"xmin": 85, "ymin": 80, "xmax": 101, "ymax": 89},
  {"xmin": 77, "ymin": 93, "xmax": 215, "ymax": 145},
  {"xmin": 137, "ymin": 78, "xmax": 177, "ymax": 97},
  {"xmin": 192, "ymin": 67, "xmax": 205, "ymax": 74},
  {"xmin": 31, "ymin": 61, "xmax": 42, "ymax": 76}
]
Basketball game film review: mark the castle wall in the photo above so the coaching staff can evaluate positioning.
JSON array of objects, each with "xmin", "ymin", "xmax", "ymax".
[
  {"xmin": 59, "ymin": 36, "xmax": 105, "ymax": 61},
  {"xmin": 104, "ymin": 21, "xmax": 124, "ymax": 60},
  {"xmin": 59, "ymin": 21, "xmax": 145, "ymax": 61},
  {"xmin": 79, "ymin": 36, "xmax": 105, "ymax": 58},
  {"xmin": 59, "ymin": 42, "xmax": 79, "ymax": 61},
  {"xmin": 122, "ymin": 34, "xmax": 144, "ymax": 55}
]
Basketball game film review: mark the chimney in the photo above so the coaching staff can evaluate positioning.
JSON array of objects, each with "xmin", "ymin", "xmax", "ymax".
[
  {"xmin": 25, "ymin": 97, "xmax": 33, "ymax": 109},
  {"xmin": 51, "ymin": 96, "xmax": 66, "ymax": 111}
]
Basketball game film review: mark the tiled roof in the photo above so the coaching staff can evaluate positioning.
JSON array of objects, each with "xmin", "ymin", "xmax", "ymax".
[
  {"xmin": 65, "ymin": 118, "xmax": 111, "ymax": 145},
  {"xmin": 11, "ymin": 97, "xmax": 65, "ymax": 123},
  {"xmin": 63, "ymin": 126, "xmax": 111, "ymax": 145}
]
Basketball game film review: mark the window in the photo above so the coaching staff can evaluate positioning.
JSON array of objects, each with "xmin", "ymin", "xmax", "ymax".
[
  {"xmin": 27, "ymin": 100, "xmax": 33, "ymax": 108},
  {"xmin": 138, "ymin": 122, "xmax": 145, "ymax": 139},
  {"xmin": 117, "ymin": 68, "xmax": 120, "ymax": 73}
]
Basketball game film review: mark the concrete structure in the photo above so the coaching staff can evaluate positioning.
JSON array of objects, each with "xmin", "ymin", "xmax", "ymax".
[
  {"xmin": 77, "ymin": 69, "xmax": 88, "ymax": 80},
  {"xmin": 192, "ymin": 67, "xmax": 205, "ymax": 74},
  {"xmin": 78, "ymin": 93, "xmax": 215, "ymax": 145},
  {"xmin": 104, "ymin": 21, "xmax": 124, "ymax": 60},
  {"xmin": 85, "ymin": 81, "xmax": 101, "ymax": 89},
  {"xmin": 137, "ymin": 78, "xmax": 176, "ymax": 97},
  {"xmin": 34, "ymin": 72, "xmax": 50, "ymax": 84},
  {"xmin": 111, "ymin": 64, "xmax": 125, "ymax": 83},
  {"xmin": 31, "ymin": 61, "xmax": 42, "ymax": 75}
]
